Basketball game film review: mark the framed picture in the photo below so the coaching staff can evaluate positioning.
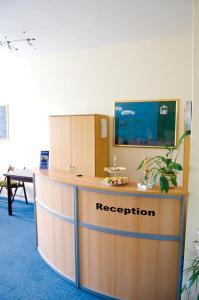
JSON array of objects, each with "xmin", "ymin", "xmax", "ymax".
[
  {"xmin": 0, "ymin": 105, "xmax": 9, "ymax": 140},
  {"xmin": 185, "ymin": 100, "xmax": 192, "ymax": 133},
  {"xmin": 114, "ymin": 99, "xmax": 178, "ymax": 147}
]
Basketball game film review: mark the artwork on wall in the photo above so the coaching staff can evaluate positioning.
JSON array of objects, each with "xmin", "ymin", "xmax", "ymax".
[
  {"xmin": 114, "ymin": 100, "xmax": 178, "ymax": 147},
  {"xmin": 185, "ymin": 100, "xmax": 192, "ymax": 133},
  {"xmin": 0, "ymin": 105, "xmax": 9, "ymax": 140}
]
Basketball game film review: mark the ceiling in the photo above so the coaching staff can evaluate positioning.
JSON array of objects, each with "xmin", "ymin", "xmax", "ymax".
[{"xmin": 0, "ymin": 0, "xmax": 192, "ymax": 55}]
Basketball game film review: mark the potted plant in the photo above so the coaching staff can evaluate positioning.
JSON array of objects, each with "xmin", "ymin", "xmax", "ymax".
[
  {"xmin": 181, "ymin": 255, "xmax": 199, "ymax": 299},
  {"xmin": 137, "ymin": 131, "xmax": 190, "ymax": 192}
]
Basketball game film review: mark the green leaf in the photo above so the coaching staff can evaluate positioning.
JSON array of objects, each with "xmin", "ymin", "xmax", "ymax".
[
  {"xmin": 171, "ymin": 176, "xmax": 177, "ymax": 187},
  {"xmin": 159, "ymin": 167, "xmax": 167, "ymax": 174},
  {"xmin": 164, "ymin": 145, "xmax": 173, "ymax": 151},
  {"xmin": 172, "ymin": 163, "xmax": 183, "ymax": 171},
  {"xmin": 176, "ymin": 131, "xmax": 190, "ymax": 147},
  {"xmin": 185, "ymin": 269, "xmax": 199, "ymax": 291},
  {"xmin": 160, "ymin": 175, "xmax": 169, "ymax": 193},
  {"xmin": 165, "ymin": 158, "xmax": 172, "ymax": 167},
  {"xmin": 136, "ymin": 160, "xmax": 145, "ymax": 170},
  {"xmin": 160, "ymin": 157, "xmax": 167, "ymax": 163},
  {"xmin": 181, "ymin": 256, "xmax": 199, "ymax": 296}
]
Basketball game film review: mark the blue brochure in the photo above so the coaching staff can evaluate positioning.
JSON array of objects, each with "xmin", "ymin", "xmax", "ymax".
[{"xmin": 40, "ymin": 151, "xmax": 49, "ymax": 169}]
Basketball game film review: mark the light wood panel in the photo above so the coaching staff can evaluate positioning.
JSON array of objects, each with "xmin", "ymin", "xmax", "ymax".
[
  {"xmin": 70, "ymin": 115, "xmax": 95, "ymax": 176},
  {"xmin": 79, "ymin": 228, "xmax": 179, "ymax": 300},
  {"xmin": 50, "ymin": 116, "xmax": 71, "ymax": 171},
  {"xmin": 78, "ymin": 190, "xmax": 181, "ymax": 235},
  {"xmin": 95, "ymin": 115, "xmax": 109, "ymax": 177},
  {"xmin": 37, "ymin": 205, "xmax": 75, "ymax": 281},
  {"xmin": 49, "ymin": 114, "xmax": 109, "ymax": 177},
  {"xmin": 35, "ymin": 175, "xmax": 73, "ymax": 217}
]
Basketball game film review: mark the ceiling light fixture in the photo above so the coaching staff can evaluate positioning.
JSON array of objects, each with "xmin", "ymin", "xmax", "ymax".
[{"xmin": 0, "ymin": 33, "xmax": 36, "ymax": 51}]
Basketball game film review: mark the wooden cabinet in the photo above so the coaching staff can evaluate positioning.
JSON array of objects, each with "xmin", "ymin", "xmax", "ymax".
[
  {"xmin": 49, "ymin": 115, "xmax": 109, "ymax": 177},
  {"xmin": 49, "ymin": 116, "xmax": 71, "ymax": 171}
]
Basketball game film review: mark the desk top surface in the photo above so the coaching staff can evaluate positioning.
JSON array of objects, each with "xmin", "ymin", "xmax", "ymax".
[
  {"xmin": 4, "ymin": 170, "xmax": 33, "ymax": 181},
  {"xmin": 33, "ymin": 168, "xmax": 187, "ymax": 197}
]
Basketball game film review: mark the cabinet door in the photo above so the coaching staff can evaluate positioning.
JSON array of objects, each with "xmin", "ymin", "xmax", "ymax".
[
  {"xmin": 71, "ymin": 116, "xmax": 95, "ymax": 176},
  {"xmin": 50, "ymin": 116, "xmax": 71, "ymax": 171},
  {"xmin": 95, "ymin": 115, "xmax": 109, "ymax": 177}
]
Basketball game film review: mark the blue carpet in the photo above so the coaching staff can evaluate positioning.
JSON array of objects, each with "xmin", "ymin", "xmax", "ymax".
[{"xmin": 0, "ymin": 198, "xmax": 100, "ymax": 300}]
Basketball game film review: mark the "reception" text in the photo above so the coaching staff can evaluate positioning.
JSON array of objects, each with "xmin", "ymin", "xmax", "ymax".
[{"xmin": 96, "ymin": 203, "xmax": 155, "ymax": 216}]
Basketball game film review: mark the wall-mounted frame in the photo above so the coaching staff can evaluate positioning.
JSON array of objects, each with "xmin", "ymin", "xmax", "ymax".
[
  {"xmin": 185, "ymin": 100, "xmax": 192, "ymax": 134},
  {"xmin": 114, "ymin": 99, "xmax": 178, "ymax": 148},
  {"xmin": 0, "ymin": 105, "xmax": 9, "ymax": 140}
]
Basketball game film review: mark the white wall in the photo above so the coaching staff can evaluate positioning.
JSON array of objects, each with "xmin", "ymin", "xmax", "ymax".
[
  {"xmin": 183, "ymin": 1, "xmax": 199, "ymax": 299},
  {"xmin": 0, "ymin": 35, "xmax": 192, "ymax": 195}
]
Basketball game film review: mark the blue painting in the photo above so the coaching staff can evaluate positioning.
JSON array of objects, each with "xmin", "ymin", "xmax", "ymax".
[{"xmin": 114, "ymin": 100, "xmax": 177, "ymax": 147}]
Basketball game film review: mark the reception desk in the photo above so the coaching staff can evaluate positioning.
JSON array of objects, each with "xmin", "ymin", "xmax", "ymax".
[{"xmin": 33, "ymin": 169, "xmax": 187, "ymax": 300}]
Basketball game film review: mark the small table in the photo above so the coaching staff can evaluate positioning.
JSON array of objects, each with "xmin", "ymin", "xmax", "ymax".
[{"xmin": 3, "ymin": 170, "xmax": 33, "ymax": 216}]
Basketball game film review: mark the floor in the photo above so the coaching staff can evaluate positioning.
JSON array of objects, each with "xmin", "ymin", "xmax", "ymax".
[{"xmin": 0, "ymin": 198, "xmax": 101, "ymax": 300}]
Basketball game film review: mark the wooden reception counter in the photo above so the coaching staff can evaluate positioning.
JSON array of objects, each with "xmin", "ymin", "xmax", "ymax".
[{"xmin": 33, "ymin": 169, "xmax": 187, "ymax": 300}]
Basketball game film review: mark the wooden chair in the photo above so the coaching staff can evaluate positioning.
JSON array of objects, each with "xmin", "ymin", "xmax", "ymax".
[{"xmin": 0, "ymin": 165, "xmax": 28, "ymax": 204}]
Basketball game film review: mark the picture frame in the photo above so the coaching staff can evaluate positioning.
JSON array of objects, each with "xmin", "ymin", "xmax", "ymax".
[
  {"xmin": 185, "ymin": 100, "xmax": 192, "ymax": 133},
  {"xmin": 114, "ymin": 99, "xmax": 178, "ymax": 148},
  {"xmin": 0, "ymin": 105, "xmax": 9, "ymax": 140}
]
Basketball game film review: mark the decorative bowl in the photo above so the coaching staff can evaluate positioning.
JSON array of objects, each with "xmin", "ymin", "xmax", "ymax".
[{"xmin": 103, "ymin": 176, "xmax": 128, "ymax": 186}]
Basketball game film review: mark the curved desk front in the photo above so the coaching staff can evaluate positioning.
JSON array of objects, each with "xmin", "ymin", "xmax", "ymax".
[{"xmin": 33, "ymin": 169, "xmax": 187, "ymax": 300}]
